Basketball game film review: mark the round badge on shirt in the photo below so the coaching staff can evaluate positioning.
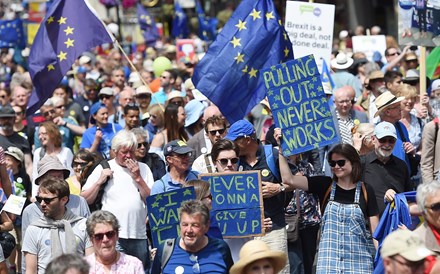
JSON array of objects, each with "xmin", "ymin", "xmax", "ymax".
[{"xmin": 261, "ymin": 169, "xmax": 270, "ymax": 177}]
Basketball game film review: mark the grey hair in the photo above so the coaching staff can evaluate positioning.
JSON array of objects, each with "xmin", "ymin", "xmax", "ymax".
[
  {"xmin": 179, "ymin": 200, "xmax": 210, "ymax": 226},
  {"xmin": 44, "ymin": 98, "xmax": 54, "ymax": 107},
  {"xmin": 131, "ymin": 128, "xmax": 148, "ymax": 141},
  {"xmin": 45, "ymin": 254, "xmax": 90, "ymax": 274},
  {"xmin": 51, "ymin": 96, "xmax": 64, "ymax": 106},
  {"xmin": 416, "ymin": 180, "xmax": 440, "ymax": 214},
  {"xmin": 86, "ymin": 210, "xmax": 120, "ymax": 237},
  {"xmin": 111, "ymin": 130, "xmax": 137, "ymax": 152}
]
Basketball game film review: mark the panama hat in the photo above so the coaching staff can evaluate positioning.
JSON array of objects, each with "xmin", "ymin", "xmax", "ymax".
[
  {"xmin": 331, "ymin": 52, "xmax": 354, "ymax": 70},
  {"xmin": 230, "ymin": 240, "xmax": 287, "ymax": 274},
  {"xmin": 374, "ymin": 91, "xmax": 405, "ymax": 117}
]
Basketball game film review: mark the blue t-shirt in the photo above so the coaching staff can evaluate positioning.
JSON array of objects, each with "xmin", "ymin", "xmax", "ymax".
[
  {"xmin": 152, "ymin": 237, "xmax": 233, "ymax": 274},
  {"xmin": 151, "ymin": 170, "xmax": 199, "ymax": 195},
  {"xmin": 80, "ymin": 123, "xmax": 122, "ymax": 158}
]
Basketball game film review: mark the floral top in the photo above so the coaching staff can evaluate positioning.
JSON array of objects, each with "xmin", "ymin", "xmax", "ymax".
[{"xmin": 86, "ymin": 252, "xmax": 144, "ymax": 274}]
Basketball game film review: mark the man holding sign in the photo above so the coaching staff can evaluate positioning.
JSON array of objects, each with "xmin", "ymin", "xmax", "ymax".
[{"xmin": 225, "ymin": 120, "xmax": 291, "ymax": 274}]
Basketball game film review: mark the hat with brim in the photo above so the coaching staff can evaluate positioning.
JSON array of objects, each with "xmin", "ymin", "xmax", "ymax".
[
  {"xmin": 35, "ymin": 155, "xmax": 70, "ymax": 185},
  {"xmin": 374, "ymin": 91, "xmax": 405, "ymax": 117},
  {"xmin": 163, "ymin": 140, "xmax": 193, "ymax": 157},
  {"xmin": 0, "ymin": 105, "xmax": 16, "ymax": 118},
  {"xmin": 89, "ymin": 102, "xmax": 107, "ymax": 124},
  {"xmin": 5, "ymin": 147, "xmax": 24, "ymax": 164},
  {"xmin": 381, "ymin": 230, "xmax": 434, "ymax": 261},
  {"xmin": 98, "ymin": 87, "xmax": 114, "ymax": 96},
  {"xmin": 331, "ymin": 52, "xmax": 354, "ymax": 70},
  {"xmin": 404, "ymin": 52, "xmax": 418, "ymax": 62},
  {"xmin": 184, "ymin": 99, "xmax": 206, "ymax": 127},
  {"xmin": 225, "ymin": 119, "xmax": 255, "ymax": 141},
  {"xmin": 368, "ymin": 70, "xmax": 385, "ymax": 81},
  {"xmin": 230, "ymin": 240, "xmax": 287, "ymax": 274},
  {"xmin": 403, "ymin": 69, "xmax": 430, "ymax": 86}
]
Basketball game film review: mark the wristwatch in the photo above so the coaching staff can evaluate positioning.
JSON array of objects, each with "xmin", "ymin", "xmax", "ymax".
[{"xmin": 279, "ymin": 184, "xmax": 286, "ymax": 192}]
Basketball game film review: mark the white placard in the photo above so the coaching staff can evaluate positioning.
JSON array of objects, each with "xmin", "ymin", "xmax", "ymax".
[
  {"xmin": 352, "ymin": 35, "xmax": 387, "ymax": 64},
  {"xmin": 285, "ymin": 2, "xmax": 335, "ymax": 71},
  {"xmin": 1, "ymin": 195, "xmax": 26, "ymax": 215}
]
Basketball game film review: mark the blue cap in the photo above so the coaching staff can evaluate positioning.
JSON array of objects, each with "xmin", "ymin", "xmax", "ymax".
[
  {"xmin": 225, "ymin": 120, "xmax": 255, "ymax": 141},
  {"xmin": 164, "ymin": 140, "xmax": 193, "ymax": 157},
  {"xmin": 89, "ymin": 102, "xmax": 106, "ymax": 124}
]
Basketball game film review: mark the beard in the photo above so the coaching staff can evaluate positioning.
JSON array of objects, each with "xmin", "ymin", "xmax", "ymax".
[{"xmin": 376, "ymin": 147, "xmax": 393, "ymax": 158}]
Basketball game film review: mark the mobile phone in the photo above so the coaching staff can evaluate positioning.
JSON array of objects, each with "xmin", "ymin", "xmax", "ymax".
[{"xmin": 410, "ymin": 45, "xmax": 418, "ymax": 51}]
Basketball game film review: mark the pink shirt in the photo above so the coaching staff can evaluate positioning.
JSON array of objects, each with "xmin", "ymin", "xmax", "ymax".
[{"xmin": 86, "ymin": 252, "xmax": 144, "ymax": 273}]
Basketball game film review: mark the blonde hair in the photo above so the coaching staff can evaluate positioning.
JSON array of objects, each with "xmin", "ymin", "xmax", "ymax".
[{"xmin": 396, "ymin": 83, "xmax": 417, "ymax": 99}]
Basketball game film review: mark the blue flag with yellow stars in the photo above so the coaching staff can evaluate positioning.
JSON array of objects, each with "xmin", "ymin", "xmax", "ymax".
[
  {"xmin": 27, "ymin": 0, "xmax": 114, "ymax": 116},
  {"xmin": 0, "ymin": 19, "xmax": 25, "ymax": 49},
  {"xmin": 137, "ymin": 3, "xmax": 159, "ymax": 46},
  {"xmin": 192, "ymin": 0, "xmax": 294, "ymax": 123},
  {"xmin": 171, "ymin": 2, "xmax": 189, "ymax": 39},
  {"xmin": 195, "ymin": 0, "xmax": 217, "ymax": 41}
]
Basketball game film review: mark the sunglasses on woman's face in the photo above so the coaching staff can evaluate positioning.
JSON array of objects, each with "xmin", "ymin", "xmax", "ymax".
[
  {"xmin": 217, "ymin": 157, "xmax": 239, "ymax": 166},
  {"xmin": 329, "ymin": 159, "xmax": 346, "ymax": 168},
  {"xmin": 93, "ymin": 230, "xmax": 117, "ymax": 241},
  {"xmin": 425, "ymin": 202, "xmax": 440, "ymax": 212}
]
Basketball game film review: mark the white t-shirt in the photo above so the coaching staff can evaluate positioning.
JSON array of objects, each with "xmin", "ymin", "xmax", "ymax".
[{"xmin": 83, "ymin": 159, "xmax": 154, "ymax": 239}]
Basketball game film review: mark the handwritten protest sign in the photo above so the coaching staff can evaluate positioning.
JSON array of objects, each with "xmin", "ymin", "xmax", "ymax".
[
  {"xmin": 262, "ymin": 54, "xmax": 339, "ymax": 156},
  {"xmin": 147, "ymin": 187, "xmax": 196, "ymax": 248},
  {"xmin": 200, "ymin": 171, "xmax": 264, "ymax": 238}
]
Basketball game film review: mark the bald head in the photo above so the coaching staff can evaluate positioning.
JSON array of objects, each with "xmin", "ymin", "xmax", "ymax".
[
  {"xmin": 203, "ymin": 105, "xmax": 222, "ymax": 122},
  {"xmin": 334, "ymin": 87, "xmax": 353, "ymax": 116}
]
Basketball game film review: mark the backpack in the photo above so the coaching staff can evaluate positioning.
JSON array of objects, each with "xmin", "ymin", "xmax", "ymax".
[{"xmin": 160, "ymin": 238, "xmax": 176, "ymax": 272}]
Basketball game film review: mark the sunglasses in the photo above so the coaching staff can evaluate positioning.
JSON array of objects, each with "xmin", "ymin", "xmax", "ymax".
[
  {"xmin": 217, "ymin": 157, "xmax": 239, "ymax": 166},
  {"xmin": 93, "ymin": 230, "xmax": 117, "ymax": 241},
  {"xmin": 378, "ymin": 137, "xmax": 396, "ymax": 144},
  {"xmin": 136, "ymin": 94, "xmax": 151, "ymax": 99},
  {"xmin": 35, "ymin": 196, "xmax": 59, "ymax": 204},
  {"xmin": 73, "ymin": 161, "xmax": 88, "ymax": 168},
  {"xmin": 99, "ymin": 94, "xmax": 113, "ymax": 100},
  {"xmin": 425, "ymin": 202, "xmax": 440, "ymax": 212},
  {"xmin": 329, "ymin": 159, "xmax": 346, "ymax": 167},
  {"xmin": 189, "ymin": 254, "xmax": 200, "ymax": 274},
  {"xmin": 42, "ymin": 109, "xmax": 55, "ymax": 117},
  {"xmin": 137, "ymin": 142, "xmax": 148, "ymax": 149},
  {"xmin": 387, "ymin": 52, "xmax": 400, "ymax": 57},
  {"xmin": 208, "ymin": 129, "xmax": 226, "ymax": 136}
]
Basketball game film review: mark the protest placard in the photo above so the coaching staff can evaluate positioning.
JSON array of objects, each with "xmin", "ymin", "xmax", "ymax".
[
  {"xmin": 1, "ymin": 195, "xmax": 26, "ymax": 215},
  {"xmin": 199, "ymin": 171, "xmax": 264, "ymax": 238},
  {"xmin": 284, "ymin": 2, "xmax": 335, "ymax": 70},
  {"xmin": 352, "ymin": 35, "xmax": 387, "ymax": 64},
  {"xmin": 262, "ymin": 54, "xmax": 339, "ymax": 156},
  {"xmin": 147, "ymin": 187, "xmax": 196, "ymax": 248}
]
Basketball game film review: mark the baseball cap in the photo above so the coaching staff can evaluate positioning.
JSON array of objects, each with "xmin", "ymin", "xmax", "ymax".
[
  {"xmin": 431, "ymin": 79, "xmax": 440, "ymax": 91},
  {"xmin": 374, "ymin": 121, "xmax": 397, "ymax": 139},
  {"xmin": 225, "ymin": 120, "xmax": 255, "ymax": 141},
  {"xmin": 163, "ymin": 140, "xmax": 193, "ymax": 157},
  {"xmin": 0, "ymin": 105, "xmax": 16, "ymax": 118},
  {"xmin": 98, "ymin": 87, "xmax": 114, "ymax": 96},
  {"xmin": 381, "ymin": 230, "xmax": 434, "ymax": 261}
]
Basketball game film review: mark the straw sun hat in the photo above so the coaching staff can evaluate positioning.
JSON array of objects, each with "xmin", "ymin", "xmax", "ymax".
[{"xmin": 230, "ymin": 240, "xmax": 287, "ymax": 274}]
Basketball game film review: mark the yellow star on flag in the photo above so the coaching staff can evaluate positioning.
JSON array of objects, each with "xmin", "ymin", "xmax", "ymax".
[
  {"xmin": 58, "ymin": 16, "xmax": 67, "ymax": 25},
  {"xmin": 64, "ymin": 38, "xmax": 74, "ymax": 48},
  {"xmin": 183, "ymin": 188, "xmax": 192, "ymax": 196},
  {"xmin": 235, "ymin": 20, "xmax": 247, "ymax": 31},
  {"xmin": 266, "ymin": 12, "xmax": 275, "ymax": 20},
  {"xmin": 284, "ymin": 47, "xmax": 290, "ymax": 57},
  {"xmin": 57, "ymin": 51, "xmax": 67, "ymax": 61},
  {"xmin": 234, "ymin": 52, "xmax": 245, "ymax": 64},
  {"xmin": 64, "ymin": 26, "xmax": 74, "ymax": 35},
  {"xmin": 249, "ymin": 67, "xmax": 258, "ymax": 78},
  {"xmin": 250, "ymin": 9, "xmax": 261, "ymax": 20},
  {"xmin": 47, "ymin": 16, "xmax": 54, "ymax": 24},
  {"xmin": 283, "ymin": 32, "xmax": 288, "ymax": 40},
  {"xmin": 278, "ymin": 19, "xmax": 282, "ymax": 26},
  {"xmin": 47, "ymin": 64, "xmax": 55, "ymax": 71},
  {"xmin": 230, "ymin": 36, "xmax": 241, "ymax": 48},
  {"xmin": 242, "ymin": 65, "xmax": 248, "ymax": 73}
]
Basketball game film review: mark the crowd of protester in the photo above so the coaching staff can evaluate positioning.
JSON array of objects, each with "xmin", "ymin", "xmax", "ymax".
[{"xmin": 0, "ymin": 2, "xmax": 439, "ymax": 271}]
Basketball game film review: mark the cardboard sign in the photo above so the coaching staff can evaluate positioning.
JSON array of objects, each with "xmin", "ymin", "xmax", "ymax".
[
  {"xmin": 199, "ymin": 171, "xmax": 264, "ymax": 238},
  {"xmin": 176, "ymin": 39, "xmax": 196, "ymax": 66},
  {"xmin": 352, "ymin": 35, "xmax": 387, "ymax": 64},
  {"xmin": 262, "ymin": 54, "xmax": 339, "ymax": 156},
  {"xmin": 147, "ymin": 187, "xmax": 196, "ymax": 248},
  {"xmin": 1, "ymin": 195, "xmax": 26, "ymax": 215},
  {"xmin": 284, "ymin": 1, "xmax": 335, "ymax": 71}
]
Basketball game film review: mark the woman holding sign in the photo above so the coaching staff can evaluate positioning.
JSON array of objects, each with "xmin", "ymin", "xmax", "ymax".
[{"xmin": 274, "ymin": 128, "xmax": 379, "ymax": 274}]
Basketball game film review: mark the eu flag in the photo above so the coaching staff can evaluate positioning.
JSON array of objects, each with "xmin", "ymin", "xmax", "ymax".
[
  {"xmin": 321, "ymin": 58, "xmax": 335, "ymax": 108},
  {"xmin": 195, "ymin": 0, "xmax": 217, "ymax": 41},
  {"xmin": 192, "ymin": 0, "xmax": 294, "ymax": 123},
  {"xmin": 0, "ymin": 19, "xmax": 25, "ymax": 49},
  {"xmin": 27, "ymin": 0, "xmax": 114, "ymax": 116},
  {"xmin": 171, "ymin": 2, "xmax": 189, "ymax": 38},
  {"xmin": 137, "ymin": 3, "xmax": 159, "ymax": 46}
]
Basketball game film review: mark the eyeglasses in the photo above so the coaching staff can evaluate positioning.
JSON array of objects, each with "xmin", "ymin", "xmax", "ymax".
[
  {"xmin": 137, "ymin": 142, "xmax": 148, "ymax": 149},
  {"xmin": 329, "ymin": 159, "xmax": 346, "ymax": 167},
  {"xmin": 335, "ymin": 99, "xmax": 351, "ymax": 105},
  {"xmin": 425, "ymin": 202, "xmax": 440, "ymax": 212},
  {"xmin": 93, "ymin": 230, "xmax": 117, "ymax": 241},
  {"xmin": 189, "ymin": 254, "xmax": 200, "ymax": 274},
  {"xmin": 99, "ymin": 95, "xmax": 113, "ymax": 100},
  {"xmin": 35, "ymin": 196, "xmax": 59, "ymax": 204},
  {"xmin": 387, "ymin": 52, "xmax": 400, "ymax": 57},
  {"xmin": 217, "ymin": 157, "xmax": 239, "ymax": 166},
  {"xmin": 208, "ymin": 129, "xmax": 226, "ymax": 136},
  {"xmin": 42, "ymin": 109, "xmax": 55, "ymax": 117},
  {"xmin": 378, "ymin": 137, "xmax": 396, "ymax": 144}
]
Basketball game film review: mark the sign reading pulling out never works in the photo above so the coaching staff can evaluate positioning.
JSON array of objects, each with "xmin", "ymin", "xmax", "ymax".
[
  {"xmin": 200, "ymin": 171, "xmax": 264, "ymax": 238},
  {"xmin": 262, "ymin": 54, "xmax": 339, "ymax": 156},
  {"xmin": 147, "ymin": 187, "xmax": 196, "ymax": 248}
]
